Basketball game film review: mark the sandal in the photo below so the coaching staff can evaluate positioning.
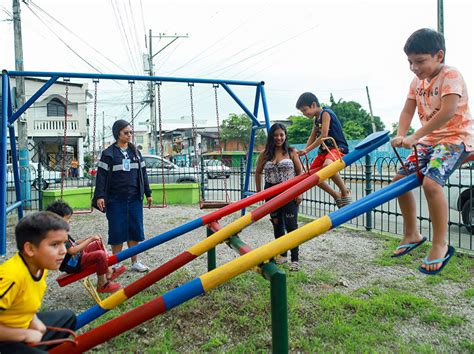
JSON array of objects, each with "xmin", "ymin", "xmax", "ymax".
[
  {"xmin": 340, "ymin": 189, "xmax": 352, "ymax": 206},
  {"xmin": 97, "ymin": 281, "xmax": 121, "ymax": 293},
  {"xmin": 418, "ymin": 246, "xmax": 455, "ymax": 275},
  {"xmin": 391, "ymin": 237, "xmax": 427, "ymax": 258}
]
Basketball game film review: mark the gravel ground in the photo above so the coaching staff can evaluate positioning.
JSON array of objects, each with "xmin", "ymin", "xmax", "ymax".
[{"xmin": 3, "ymin": 205, "xmax": 473, "ymax": 350}]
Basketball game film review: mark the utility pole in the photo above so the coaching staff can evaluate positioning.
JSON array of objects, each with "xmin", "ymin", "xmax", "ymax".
[
  {"xmin": 437, "ymin": 0, "xmax": 444, "ymax": 35},
  {"xmin": 365, "ymin": 86, "xmax": 377, "ymax": 133},
  {"xmin": 146, "ymin": 30, "xmax": 188, "ymax": 155},
  {"xmin": 13, "ymin": 0, "xmax": 30, "ymax": 201}
]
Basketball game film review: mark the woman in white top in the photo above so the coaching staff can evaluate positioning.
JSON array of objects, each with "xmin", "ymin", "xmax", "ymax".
[{"xmin": 255, "ymin": 123, "xmax": 304, "ymax": 271}]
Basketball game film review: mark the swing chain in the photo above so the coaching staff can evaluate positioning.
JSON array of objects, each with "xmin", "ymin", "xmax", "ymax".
[
  {"xmin": 188, "ymin": 83, "xmax": 198, "ymax": 164},
  {"xmin": 129, "ymin": 80, "xmax": 135, "ymax": 137},
  {"xmin": 60, "ymin": 79, "xmax": 70, "ymax": 200},
  {"xmin": 156, "ymin": 82, "xmax": 167, "ymax": 207},
  {"xmin": 213, "ymin": 84, "xmax": 230, "ymax": 203},
  {"xmin": 156, "ymin": 82, "xmax": 163, "ymax": 156},
  {"xmin": 91, "ymin": 80, "xmax": 98, "ymax": 173}
]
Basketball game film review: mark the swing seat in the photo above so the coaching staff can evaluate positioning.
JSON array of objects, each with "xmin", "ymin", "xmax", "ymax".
[
  {"xmin": 73, "ymin": 208, "xmax": 94, "ymax": 215},
  {"xmin": 144, "ymin": 203, "xmax": 168, "ymax": 209},
  {"xmin": 199, "ymin": 200, "xmax": 230, "ymax": 209}
]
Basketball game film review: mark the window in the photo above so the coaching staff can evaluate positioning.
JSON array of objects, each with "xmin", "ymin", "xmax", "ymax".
[
  {"xmin": 135, "ymin": 135, "xmax": 144, "ymax": 144},
  {"xmin": 47, "ymin": 98, "xmax": 66, "ymax": 117}
]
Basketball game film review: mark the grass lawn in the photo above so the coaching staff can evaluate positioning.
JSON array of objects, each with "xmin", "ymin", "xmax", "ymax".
[{"xmin": 80, "ymin": 230, "xmax": 474, "ymax": 353}]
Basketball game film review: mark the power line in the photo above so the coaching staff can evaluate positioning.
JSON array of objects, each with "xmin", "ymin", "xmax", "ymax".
[
  {"xmin": 24, "ymin": 4, "xmax": 104, "ymax": 73},
  {"xmin": 110, "ymin": 0, "xmax": 141, "ymax": 74},
  {"xmin": 203, "ymin": 24, "xmax": 318, "ymax": 77},
  {"xmin": 27, "ymin": 0, "xmax": 130, "ymax": 74},
  {"xmin": 127, "ymin": 0, "xmax": 143, "ymax": 65},
  {"xmin": 139, "ymin": 0, "xmax": 146, "ymax": 42}
]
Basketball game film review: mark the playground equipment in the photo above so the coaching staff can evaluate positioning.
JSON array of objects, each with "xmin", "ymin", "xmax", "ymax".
[
  {"xmin": 57, "ymin": 132, "xmax": 388, "ymax": 288},
  {"xmin": 59, "ymin": 79, "xmax": 98, "ymax": 214},
  {"xmin": 46, "ymin": 132, "xmax": 387, "ymax": 351},
  {"xmin": 0, "ymin": 70, "xmax": 271, "ymax": 256},
  {"xmin": 190, "ymin": 83, "xmax": 231, "ymax": 209},
  {"xmin": 49, "ymin": 135, "xmax": 474, "ymax": 353}
]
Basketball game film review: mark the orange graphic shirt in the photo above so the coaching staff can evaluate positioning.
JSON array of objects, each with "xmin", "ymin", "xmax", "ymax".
[{"xmin": 408, "ymin": 65, "xmax": 473, "ymax": 151}]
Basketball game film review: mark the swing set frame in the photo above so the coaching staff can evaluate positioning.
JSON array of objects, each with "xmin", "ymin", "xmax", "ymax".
[{"xmin": 1, "ymin": 70, "xmax": 271, "ymax": 256}]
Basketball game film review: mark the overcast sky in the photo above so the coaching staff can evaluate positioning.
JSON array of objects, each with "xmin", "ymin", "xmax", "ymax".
[{"xmin": 1, "ymin": 0, "xmax": 473, "ymax": 134}]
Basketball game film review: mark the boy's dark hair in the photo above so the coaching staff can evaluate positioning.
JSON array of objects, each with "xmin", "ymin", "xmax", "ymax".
[
  {"xmin": 296, "ymin": 92, "xmax": 320, "ymax": 109},
  {"xmin": 46, "ymin": 200, "xmax": 73, "ymax": 217},
  {"xmin": 404, "ymin": 28, "xmax": 446, "ymax": 61},
  {"xmin": 15, "ymin": 211, "xmax": 69, "ymax": 251}
]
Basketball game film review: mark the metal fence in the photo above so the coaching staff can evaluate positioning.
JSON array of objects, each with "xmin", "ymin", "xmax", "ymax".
[
  {"xmin": 7, "ymin": 154, "xmax": 474, "ymax": 251},
  {"xmin": 204, "ymin": 155, "xmax": 474, "ymax": 252}
]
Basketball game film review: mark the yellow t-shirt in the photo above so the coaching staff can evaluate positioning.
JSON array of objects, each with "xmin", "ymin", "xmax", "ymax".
[
  {"xmin": 408, "ymin": 65, "xmax": 474, "ymax": 151},
  {"xmin": 0, "ymin": 253, "xmax": 47, "ymax": 328}
]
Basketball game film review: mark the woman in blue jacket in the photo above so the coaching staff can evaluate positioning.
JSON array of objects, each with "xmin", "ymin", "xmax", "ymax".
[{"xmin": 94, "ymin": 119, "xmax": 152, "ymax": 272}]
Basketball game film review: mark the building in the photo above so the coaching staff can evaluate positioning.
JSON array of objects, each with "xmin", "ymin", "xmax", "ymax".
[{"xmin": 7, "ymin": 77, "xmax": 90, "ymax": 176}]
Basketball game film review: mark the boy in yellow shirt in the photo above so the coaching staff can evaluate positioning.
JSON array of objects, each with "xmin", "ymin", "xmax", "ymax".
[{"xmin": 0, "ymin": 212, "xmax": 76, "ymax": 353}]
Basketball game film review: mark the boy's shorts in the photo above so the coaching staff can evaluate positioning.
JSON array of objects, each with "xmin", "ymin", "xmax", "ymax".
[
  {"xmin": 397, "ymin": 143, "xmax": 468, "ymax": 186},
  {"xmin": 310, "ymin": 148, "xmax": 346, "ymax": 170}
]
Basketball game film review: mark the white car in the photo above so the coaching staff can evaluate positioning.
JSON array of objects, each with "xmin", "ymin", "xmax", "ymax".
[
  {"xmin": 203, "ymin": 159, "xmax": 231, "ymax": 179},
  {"xmin": 6, "ymin": 162, "xmax": 63, "ymax": 190},
  {"xmin": 448, "ymin": 164, "xmax": 473, "ymax": 232},
  {"xmin": 142, "ymin": 154, "xmax": 208, "ymax": 186}
]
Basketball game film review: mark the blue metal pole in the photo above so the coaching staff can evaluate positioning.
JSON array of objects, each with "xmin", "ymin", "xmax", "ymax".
[
  {"xmin": 7, "ymin": 71, "xmax": 262, "ymax": 87},
  {"xmin": 330, "ymin": 174, "xmax": 421, "ymax": 228},
  {"xmin": 9, "ymin": 76, "xmax": 58, "ymax": 124},
  {"xmin": 9, "ymin": 125, "xmax": 23, "ymax": 219},
  {"xmin": 260, "ymin": 84, "xmax": 271, "ymax": 131},
  {"xmin": 7, "ymin": 78, "xmax": 23, "ymax": 219},
  {"xmin": 242, "ymin": 85, "xmax": 263, "ymax": 215},
  {"xmin": 6, "ymin": 201, "xmax": 22, "ymax": 214},
  {"xmin": 115, "ymin": 218, "xmax": 203, "ymax": 262},
  {"xmin": 253, "ymin": 85, "xmax": 261, "ymax": 119},
  {"xmin": 242, "ymin": 126, "xmax": 257, "ymax": 216},
  {"xmin": 1, "ymin": 71, "xmax": 8, "ymax": 255},
  {"xmin": 221, "ymin": 83, "xmax": 261, "ymax": 126}
]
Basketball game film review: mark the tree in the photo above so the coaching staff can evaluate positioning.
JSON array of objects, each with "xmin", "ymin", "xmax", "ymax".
[
  {"xmin": 220, "ymin": 113, "xmax": 266, "ymax": 150},
  {"xmin": 327, "ymin": 94, "xmax": 385, "ymax": 140},
  {"xmin": 390, "ymin": 122, "xmax": 415, "ymax": 137},
  {"xmin": 285, "ymin": 96, "xmax": 386, "ymax": 143},
  {"xmin": 287, "ymin": 116, "xmax": 313, "ymax": 144},
  {"xmin": 342, "ymin": 120, "xmax": 365, "ymax": 140}
]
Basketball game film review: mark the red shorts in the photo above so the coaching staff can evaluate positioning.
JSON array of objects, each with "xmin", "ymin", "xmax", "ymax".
[{"xmin": 310, "ymin": 149, "xmax": 346, "ymax": 170}]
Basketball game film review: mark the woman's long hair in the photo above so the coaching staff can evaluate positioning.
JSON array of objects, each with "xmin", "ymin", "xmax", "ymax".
[{"xmin": 262, "ymin": 123, "xmax": 291, "ymax": 163}]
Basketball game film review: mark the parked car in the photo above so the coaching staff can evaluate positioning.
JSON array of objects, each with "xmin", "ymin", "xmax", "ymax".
[
  {"xmin": 6, "ymin": 162, "xmax": 63, "ymax": 190},
  {"xmin": 203, "ymin": 159, "xmax": 231, "ymax": 178},
  {"xmin": 142, "ymin": 154, "xmax": 207, "ymax": 186},
  {"xmin": 448, "ymin": 164, "xmax": 474, "ymax": 232}
]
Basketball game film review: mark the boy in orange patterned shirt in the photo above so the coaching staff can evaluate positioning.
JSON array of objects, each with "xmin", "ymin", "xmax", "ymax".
[{"xmin": 391, "ymin": 28, "xmax": 473, "ymax": 274}]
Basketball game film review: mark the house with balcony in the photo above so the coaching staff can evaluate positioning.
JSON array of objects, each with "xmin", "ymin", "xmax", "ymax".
[{"xmin": 7, "ymin": 77, "xmax": 90, "ymax": 176}]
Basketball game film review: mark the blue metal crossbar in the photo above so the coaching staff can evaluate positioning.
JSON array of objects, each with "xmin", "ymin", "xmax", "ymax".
[{"xmin": 1, "ymin": 70, "xmax": 270, "ymax": 255}]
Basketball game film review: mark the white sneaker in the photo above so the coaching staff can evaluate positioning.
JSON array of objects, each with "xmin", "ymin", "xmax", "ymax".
[
  {"xmin": 131, "ymin": 261, "xmax": 150, "ymax": 272},
  {"xmin": 275, "ymin": 256, "xmax": 288, "ymax": 265}
]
